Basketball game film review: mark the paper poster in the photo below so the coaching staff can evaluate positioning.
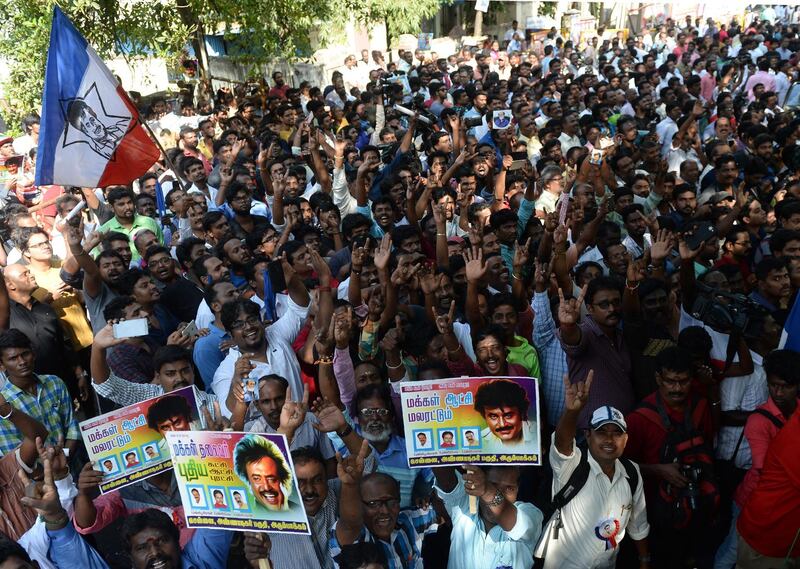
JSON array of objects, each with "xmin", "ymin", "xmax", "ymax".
[
  {"xmin": 491, "ymin": 109, "xmax": 513, "ymax": 130},
  {"xmin": 80, "ymin": 385, "xmax": 202, "ymax": 493},
  {"xmin": 166, "ymin": 431, "xmax": 310, "ymax": 534},
  {"xmin": 475, "ymin": 0, "xmax": 490, "ymax": 13},
  {"xmin": 418, "ymin": 33, "xmax": 433, "ymax": 50},
  {"xmin": 401, "ymin": 376, "xmax": 541, "ymax": 467}
]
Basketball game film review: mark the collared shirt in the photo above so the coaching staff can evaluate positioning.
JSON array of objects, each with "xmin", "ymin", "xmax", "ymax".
[
  {"xmin": 534, "ymin": 190, "xmax": 561, "ymax": 215},
  {"xmin": 543, "ymin": 435, "xmax": 649, "ymax": 569},
  {"xmin": 532, "ymin": 292, "xmax": 567, "ymax": 427},
  {"xmin": 0, "ymin": 375, "xmax": 79, "ymax": 454},
  {"xmin": 717, "ymin": 353, "xmax": 767, "ymax": 466},
  {"xmin": 247, "ymin": 414, "xmax": 336, "ymax": 460},
  {"xmin": 559, "ymin": 316, "xmax": 634, "ymax": 428},
  {"xmin": 212, "ymin": 295, "xmax": 309, "ymax": 417},
  {"xmin": 329, "ymin": 507, "xmax": 437, "ymax": 569},
  {"xmin": 558, "ymin": 132, "xmax": 583, "ymax": 153},
  {"xmin": 8, "ymin": 298, "xmax": 75, "ymax": 379},
  {"xmin": 622, "ymin": 233, "xmax": 652, "ymax": 259},
  {"xmin": 270, "ymin": 479, "xmax": 341, "ymax": 569},
  {"xmin": 99, "ymin": 214, "xmax": 164, "ymax": 262},
  {"xmin": 107, "ymin": 342, "xmax": 155, "ymax": 385},
  {"xmin": 187, "ymin": 184, "xmax": 220, "ymax": 212},
  {"xmin": 655, "ymin": 116, "xmax": 678, "ymax": 156},
  {"xmin": 435, "ymin": 471, "xmax": 543, "ymax": 569}
]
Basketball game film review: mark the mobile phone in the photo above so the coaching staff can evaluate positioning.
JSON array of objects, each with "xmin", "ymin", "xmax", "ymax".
[
  {"xmin": 508, "ymin": 160, "xmax": 528, "ymax": 171},
  {"xmin": 685, "ymin": 222, "xmax": 716, "ymax": 251},
  {"xmin": 267, "ymin": 260, "xmax": 287, "ymax": 292},
  {"xmin": 181, "ymin": 320, "xmax": 198, "ymax": 338},
  {"xmin": 112, "ymin": 318, "xmax": 149, "ymax": 339}
]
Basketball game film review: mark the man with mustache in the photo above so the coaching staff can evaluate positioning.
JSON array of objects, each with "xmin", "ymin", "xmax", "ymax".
[
  {"xmin": 244, "ymin": 444, "xmax": 376, "ymax": 569},
  {"xmin": 474, "ymin": 378, "xmax": 537, "ymax": 451},
  {"xmin": 558, "ymin": 277, "xmax": 636, "ymax": 427},
  {"xmin": 623, "ymin": 346, "xmax": 715, "ymax": 568},
  {"xmin": 233, "ymin": 434, "xmax": 294, "ymax": 512}
]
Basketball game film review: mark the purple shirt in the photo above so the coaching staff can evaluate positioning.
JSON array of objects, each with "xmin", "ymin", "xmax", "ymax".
[{"xmin": 558, "ymin": 316, "xmax": 635, "ymax": 428}]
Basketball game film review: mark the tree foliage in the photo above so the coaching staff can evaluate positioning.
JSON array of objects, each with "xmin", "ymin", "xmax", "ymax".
[{"xmin": 0, "ymin": 0, "xmax": 445, "ymax": 133}]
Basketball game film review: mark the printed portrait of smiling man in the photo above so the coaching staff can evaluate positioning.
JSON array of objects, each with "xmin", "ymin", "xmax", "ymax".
[
  {"xmin": 474, "ymin": 379, "xmax": 537, "ymax": 450},
  {"xmin": 234, "ymin": 434, "xmax": 293, "ymax": 512}
]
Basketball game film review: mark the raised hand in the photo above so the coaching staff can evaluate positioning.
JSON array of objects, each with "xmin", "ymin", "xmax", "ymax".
[
  {"xmin": 373, "ymin": 234, "xmax": 392, "ymax": 272},
  {"xmin": 77, "ymin": 460, "xmax": 104, "ymax": 496},
  {"xmin": 311, "ymin": 397, "xmax": 348, "ymax": 434},
  {"xmin": 333, "ymin": 309, "xmax": 353, "ymax": 349},
  {"xmin": 513, "ymin": 238, "xmax": 532, "ymax": 271},
  {"xmin": 308, "ymin": 249, "xmax": 331, "ymax": 284},
  {"xmin": 626, "ymin": 254, "xmax": 646, "ymax": 285},
  {"xmin": 336, "ymin": 439, "xmax": 370, "ymax": 485},
  {"xmin": 463, "ymin": 465, "xmax": 490, "ymax": 498},
  {"xmin": 649, "ymin": 228, "xmax": 673, "ymax": 264},
  {"xmin": 563, "ymin": 370, "xmax": 593, "ymax": 413},
  {"xmin": 202, "ymin": 401, "xmax": 231, "ymax": 431},
  {"xmin": 678, "ymin": 235, "xmax": 703, "ymax": 261},
  {"xmin": 462, "ymin": 246, "xmax": 487, "ymax": 283},
  {"xmin": 234, "ymin": 354, "xmax": 256, "ymax": 380},
  {"xmin": 534, "ymin": 259, "xmax": 552, "ymax": 293},
  {"xmin": 19, "ymin": 458, "xmax": 64, "ymax": 520},
  {"xmin": 93, "ymin": 322, "xmax": 127, "ymax": 350},
  {"xmin": 557, "ymin": 285, "xmax": 586, "ymax": 327},
  {"xmin": 35, "ymin": 436, "xmax": 68, "ymax": 480},
  {"xmin": 434, "ymin": 300, "xmax": 456, "ymax": 335},
  {"xmin": 279, "ymin": 385, "xmax": 310, "ymax": 435}
]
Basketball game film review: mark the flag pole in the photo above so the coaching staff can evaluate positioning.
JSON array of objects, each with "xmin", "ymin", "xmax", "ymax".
[{"xmin": 138, "ymin": 117, "xmax": 188, "ymax": 189}]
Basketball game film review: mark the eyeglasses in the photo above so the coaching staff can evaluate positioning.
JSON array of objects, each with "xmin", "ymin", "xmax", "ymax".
[
  {"xmin": 591, "ymin": 299, "xmax": 622, "ymax": 310},
  {"xmin": 229, "ymin": 316, "xmax": 261, "ymax": 330},
  {"xmin": 28, "ymin": 241, "xmax": 51, "ymax": 250},
  {"xmin": 359, "ymin": 408, "xmax": 390, "ymax": 418},
  {"xmin": 362, "ymin": 498, "xmax": 400, "ymax": 510}
]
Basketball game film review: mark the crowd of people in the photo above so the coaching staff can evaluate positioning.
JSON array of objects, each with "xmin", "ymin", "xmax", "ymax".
[{"xmin": 0, "ymin": 4, "xmax": 799, "ymax": 569}]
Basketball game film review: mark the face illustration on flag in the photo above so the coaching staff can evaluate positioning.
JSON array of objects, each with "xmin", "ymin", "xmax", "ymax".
[{"xmin": 36, "ymin": 7, "xmax": 159, "ymax": 188}]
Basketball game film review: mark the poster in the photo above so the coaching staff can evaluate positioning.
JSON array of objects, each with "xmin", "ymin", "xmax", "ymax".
[
  {"xmin": 80, "ymin": 385, "xmax": 202, "ymax": 493},
  {"xmin": 166, "ymin": 431, "xmax": 310, "ymax": 534},
  {"xmin": 475, "ymin": 0, "xmax": 490, "ymax": 13},
  {"xmin": 401, "ymin": 376, "xmax": 541, "ymax": 467}
]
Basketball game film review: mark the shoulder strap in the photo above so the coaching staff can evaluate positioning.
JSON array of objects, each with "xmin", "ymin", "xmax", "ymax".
[
  {"xmin": 753, "ymin": 408, "xmax": 786, "ymax": 429},
  {"xmin": 690, "ymin": 397, "xmax": 708, "ymax": 430},
  {"xmin": 620, "ymin": 458, "xmax": 640, "ymax": 498},
  {"xmin": 552, "ymin": 447, "xmax": 590, "ymax": 511}
]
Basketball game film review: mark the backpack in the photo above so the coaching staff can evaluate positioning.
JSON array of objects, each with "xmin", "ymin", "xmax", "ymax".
[
  {"xmin": 753, "ymin": 407, "xmax": 786, "ymax": 429},
  {"xmin": 534, "ymin": 444, "xmax": 640, "ymax": 562},
  {"xmin": 636, "ymin": 394, "xmax": 720, "ymax": 530}
]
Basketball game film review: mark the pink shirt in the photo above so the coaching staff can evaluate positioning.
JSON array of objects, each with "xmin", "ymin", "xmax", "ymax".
[{"xmin": 744, "ymin": 70, "xmax": 777, "ymax": 101}]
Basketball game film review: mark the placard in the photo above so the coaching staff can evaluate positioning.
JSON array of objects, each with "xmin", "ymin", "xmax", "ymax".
[
  {"xmin": 401, "ymin": 376, "xmax": 541, "ymax": 467},
  {"xmin": 80, "ymin": 385, "xmax": 202, "ymax": 493},
  {"xmin": 166, "ymin": 431, "xmax": 310, "ymax": 534}
]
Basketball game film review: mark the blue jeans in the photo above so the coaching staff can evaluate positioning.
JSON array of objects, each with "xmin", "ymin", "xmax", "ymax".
[{"xmin": 714, "ymin": 502, "xmax": 741, "ymax": 569}]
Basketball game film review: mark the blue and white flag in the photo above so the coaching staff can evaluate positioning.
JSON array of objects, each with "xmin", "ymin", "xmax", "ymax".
[{"xmin": 778, "ymin": 294, "xmax": 800, "ymax": 351}]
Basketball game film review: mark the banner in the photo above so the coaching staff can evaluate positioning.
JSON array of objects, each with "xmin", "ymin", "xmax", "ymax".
[
  {"xmin": 166, "ymin": 431, "xmax": 310, "ymax": 534},
  {"xmin": 80, "ymin": 385, "xmax": 202, "ymax": 493},
  {"xmin": 401, "ymin": 376, "xmax": 541, "ymax": 467}
]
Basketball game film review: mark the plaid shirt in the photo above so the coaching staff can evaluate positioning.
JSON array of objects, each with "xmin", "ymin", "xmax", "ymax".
[
  {"xmin": 92, "ymin": 371, "xmax": 218, "ymax": 414},
  {"xmin": 532, "ymin": 291, "xmax": 567, "ymax": 427},
  {"xmin": 0, "ymin": 374, "xmax": 79, "ymax": 455},
  {"xmin": 329, "ymin": 507, "xmax": 437, "ymax": 569}
]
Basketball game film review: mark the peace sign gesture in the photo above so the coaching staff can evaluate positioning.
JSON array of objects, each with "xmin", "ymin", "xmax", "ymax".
[
  {"xmin": 435, "ymin": 300, "xmax": 456, "ymax": 335},
  {"xmin": 563, "ymin": 370, "xmax": 594, "ymax": 413},
  {"xmin": 279, "ymin": 384, "xmax": 310, "ymax": 436},
  {"xmin": 557, "ymin": 285, "xmax": 586, "ymax": 327},
  {"xmin": 336, "ymin": 439, "xmax": 371, "ymax": 485}
]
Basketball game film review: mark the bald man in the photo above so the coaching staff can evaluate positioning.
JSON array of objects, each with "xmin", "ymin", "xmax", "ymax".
[{"xmin": 3, "ymin": 263, "xmax": 80, "ymax": 384}]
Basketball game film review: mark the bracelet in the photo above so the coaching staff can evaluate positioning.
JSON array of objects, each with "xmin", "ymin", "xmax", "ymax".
[
  {"xmin": 512, "ymin": 272, "xmax": 523, "ymax": 280},
  {"xmin": 436, "ymin": 232, "xmax": 446, "ymax": 237},
  {"xmin": 315, "ymin": 356, "xmax": 333, "ymax": 365},
  {"xmin": 0, "ymin": 405, "xmax": 11, "ymax": 420},
  {"xmin": 336, "ymin": 424, "xmax": 353, "ymax": 438},
  {"xmin": 386, "ymin": 360, "xmax": 405, "ymax": 370}
]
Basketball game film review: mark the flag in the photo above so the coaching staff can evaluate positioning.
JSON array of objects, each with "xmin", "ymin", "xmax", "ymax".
[
  {"xmin": 35, "ymin": 6, "xmax": 159, "ymax": 188},
  {"xmin": 778, "ymin": 293, "xmax": 800, "ymax": 351}
]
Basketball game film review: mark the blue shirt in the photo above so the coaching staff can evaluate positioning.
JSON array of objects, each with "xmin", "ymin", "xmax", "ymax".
[
  {"xmin": 47, "ymin": 520, "xmax": 232, "ymax": 569},
  {"xmin": 192, "ymin": 323, "xmax": 230, "ymax": 391}
]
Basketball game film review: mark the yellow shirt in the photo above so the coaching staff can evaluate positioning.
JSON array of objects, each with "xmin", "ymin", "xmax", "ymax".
[{"xmin": 30, "ymin": 260, "xmax": 93, "ymax": 350}]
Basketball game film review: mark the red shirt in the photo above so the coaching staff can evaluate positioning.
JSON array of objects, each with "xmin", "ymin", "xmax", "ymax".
[
  {"xmin": 737, "ymin": 409, "xmax": 800, "ymax": 558},
  {"xmin": 734, "ymin": 397, "xmax": 796, "ymax": 507}
]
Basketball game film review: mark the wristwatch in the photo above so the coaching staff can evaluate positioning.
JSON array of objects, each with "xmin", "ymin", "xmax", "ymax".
[
  {"xmin": 336, "ymin": 424, "xmax": 353, "ymax": 438},
  {"xmin": 482, "ymin": 488, "xmax": 504, "ymax": 507}
]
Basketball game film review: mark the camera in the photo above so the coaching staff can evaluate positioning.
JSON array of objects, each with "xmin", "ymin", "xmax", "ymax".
[
  {"xmin": 680, "ymin": 464, "xmax": 702, "ymax": 511},
  {"xmin": 690, "ymin": 283, "xmax": 768, "ymax": 340},
  {"xmin": 463, "ymin": 116, "xmax": 484, "ymax": 128}
]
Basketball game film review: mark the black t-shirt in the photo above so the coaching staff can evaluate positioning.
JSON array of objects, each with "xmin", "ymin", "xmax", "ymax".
[{"xmin": 159, "ymin": 277, "xmax": 204, "ymax": 323}]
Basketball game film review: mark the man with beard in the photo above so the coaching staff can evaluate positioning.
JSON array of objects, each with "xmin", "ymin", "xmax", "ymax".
[
  {"xmin": 215, "ymin": 256, "xmax": 311, "ymax": 418},
  {"xmin": 184, "ymin": 156, "xmax": 219, "ymax": 212},
  {"xmin": 474, "ymin": 378, "xmax": 538, "ymax": 451},
  {"xmin": 99, "ymin": 187, "xmax": 164, "ymax": 263},
  {"xmin": 558, "ymin": 277, "xmax": 635, "ymax": 427},
  {"xmin": 624, "ymin": 347, "xmax": 715, "ymax": 567},
  {"xmin": 244, "ymin": 433, "xmax": 376, "ymax": 568},
  {"xmin": 145, "ymin": 246, "xmax": 204, "ymax": 323},
  {"xmin": 216, "ymin": 235, "xmax": 254, "ymax": 290},
  {"xmin": 621, "ymin": 205, "xmax": 652, "ymax": 259},
  {"xmin": 667, "ymin": 184, "xmax": 697, "ymax": 232},
  {"xmin": 193, "ymin": 281, "xmax": 239, "ymax": 387},
  {"xmin": 218, "ymin": 182, "xmax": 271, "ymax": 240},
  {"xmin": 340, "ymin": 383, "xmax": 434, "ymax": 510}
]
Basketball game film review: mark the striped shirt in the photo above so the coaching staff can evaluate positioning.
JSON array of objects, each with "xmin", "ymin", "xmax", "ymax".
[
  {"xmin": 329, "ymin": 507, "xmax": 437, "ymax": 569},
  {"xmin": 91, "ymin": 371, "xmax": 219, "ymax": 417},
  {"xmin": 532, "ymin": 292, "xmax": 567, "ymax": 427}
]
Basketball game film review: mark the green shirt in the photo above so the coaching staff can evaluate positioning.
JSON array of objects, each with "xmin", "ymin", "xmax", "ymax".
[
  {"xmin": 99, "ymin": 214, "xmax": 164, "ymax": 262},
  {"xmin": 507, "ymin": 335, "xmax": 541, "ymax": 379}
]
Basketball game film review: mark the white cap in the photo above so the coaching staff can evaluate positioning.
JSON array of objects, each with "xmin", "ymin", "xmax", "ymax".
[{"xmin": 590, "ymin": 406, "xmax": 627, "ymax": 432}]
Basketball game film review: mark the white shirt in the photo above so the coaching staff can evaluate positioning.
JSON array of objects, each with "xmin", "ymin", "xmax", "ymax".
[
  {"xmin": 541, "ymin": 436, "xmax": 649, "ymax": 569},
  {"xmin": 188, "ymin": 184, "xmax": 219, "ymax": 211},
  {"xmin": 655, "ymin": 117, "xmax": 679, "ymax": 156},
  {"xmin": 435, "ymin": 471, "xmax": 543, "ymax": 569},
  {"xmin": 212, "ymin": 295, "xmax": 309, "ymax": 417},
  {"xmin": 717, "ymin": 352, "xmax": 767, "ymax": 467},
  {"xmin": 622, "ymin": 233, "xmax": 652, "ymax": 259},
  {"xmin": 558, "ymin": 132, "xmax": 583, "ymax": 153}
]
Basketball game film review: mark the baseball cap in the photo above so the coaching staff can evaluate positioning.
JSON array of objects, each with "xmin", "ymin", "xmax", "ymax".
[
  {"xmin": 0, "ymin": 136, "xmax": 13, "ymax": 147},
  {"xmin": 590, "ymin": 406, "xmax": 627, "ymax": 432}
]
